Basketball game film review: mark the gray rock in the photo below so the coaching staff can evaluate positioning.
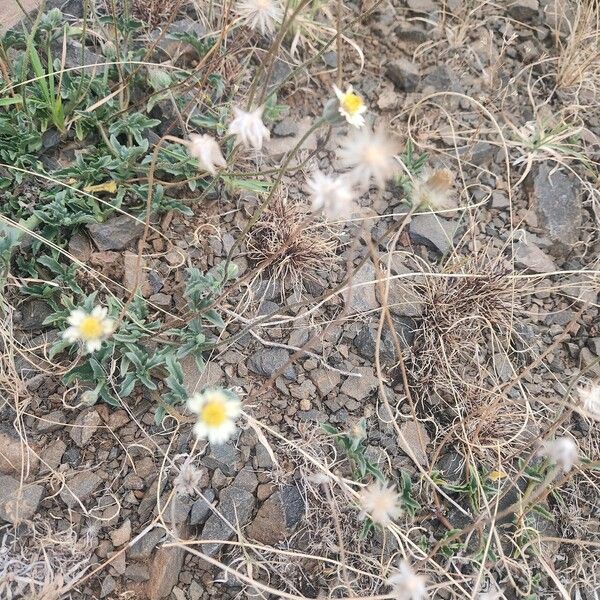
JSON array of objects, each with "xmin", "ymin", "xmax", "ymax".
[
  {"xmin": 124, "ymin": 563, "xmax": 150, "ymax": 582},
  {"xmin": 128, "ymin": 527, "xmax": 165, "ymax": 559},
  {"xmin": 200, "ymin": 485, "xmax": 256, "ymax": 555},
  {"xmin": 247, "ymin": 348, "xmax": 296, "ymax": 381},
  {"xmin": 247, "ymin": 485, "xmax": 304, "ymax": 545},
  {"xmin": 87, "ymin": 215, "xmax": 145, "ymax": 251},
  {"xmin": 40, "ymin": 439, "xmax": 66, "ymax": 475},
  {"xmin": 36, "ymin": 410, "xmax": 66, "ymax": 432},
  {"xmin": 309, "ymin": 369, "xmax": 341, "ymax": 397},
  {"xmin": 353, "ymin": 323, "xmax": 396, "ymax": 364},
  {"xmin": 0, "ymin": 475, "xmax": 44, "ymax": 523},
  {"xmin": 162, "ymin": 493, "xmax": 194, "ymax": 525},
  {"xmin": 531, "ymin": 163, "xmax": 581, "ymax": 253},
  {"xmin": 345, "ymin": 262, "xmax": 378, "ymax": 314},
  {"xmin": 18, "ymin": 300, "xmax": 53, "ymax": 331},
  {"xmin": 340, "ymin": 367, "xmax": 379, "ymax": 401},
  {"xmin": 437, "ymin": 452, "xmax": 464, "ymax": 481},
  {"xmin": 514, "ymin": 239, "xmax": 557, "ymax": 273},
  {"xmin": 60, "ymin": 471, "xmax": 102, "ymax": 508},
  {"xmin": 0, "ymin": 425, "xmax": 39, "ymax": 476},
  {"xmin": 377, "ymin": 259, "xmax": 423, "ymax": 318},
  {"xmin": 254, "ymin": 443, "xmax": 274, "ymax": 469},
  {"xmin": 190, "ymin": 489, "xmax": 215, "ymax": 525},
  {"xmin": 233, "ymin": 466, "xmax": 258, "ymax": 493},
  {"xmin": 147, "ymin": 544, "xmax": 186, "ymax": 600},
  {"xmin": 422, "ymin": 65, "xmax": 461, "ymax": 93},
  {"xmin": 399, "ymin": 420, "xmax": 430, "ymax": 466},
  {"xmin": 200, "ymin": 442, "xmax": 239, "ymax": 476},
  {"xmin": 409, "ymin": 214, "xmax": 459, "ymax": 254},
  {"xmin": 508, "ymin": 0, "xmax": 539, "ymax": 21},
  {"xmin": 110, "ymin": 519, "xmax": 132, "ymax": 547},
  {"xmin": 51, "ymin": 40, "xmax": 103, "ymax": 71},
  {"xmin": 407, "ymin": 0, "xmax": 437, "ymax": 11},
  {"xmin": 273, "ymin": 119, "xmax": 299, "ymax": 137},
  {"xmin": 100, "ymin": 574, "xmax": 117, "ymax": 598},
  {"xmin": 70, "ymin": 408, "xmax": 101, "ymax": 448},
  {"xmin": 386, "ymin": 58, "xmax": 420, "ymax": 92}
]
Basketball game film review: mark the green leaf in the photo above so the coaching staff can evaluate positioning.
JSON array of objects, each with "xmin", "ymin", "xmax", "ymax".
[{"xmin": 0, "ymin": 95, "xmax": 23, "ymax": 107}]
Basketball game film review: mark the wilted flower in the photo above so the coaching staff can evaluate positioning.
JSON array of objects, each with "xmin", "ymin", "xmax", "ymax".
[
  {"xmin": 63, "ymin": 306, "xmax": 114, "ymax": 353},
  {"xmin": 387, "ymin": 561, "xmax": 427, "ymax": 600},
  {"xmin": 358, "ymin": 481, "xmax": 403, "ymax": 526},
  {"xmin": 333, "ymin": 84, "xmax": 367, "ymax": 128},
  {"xmin": 174, "ymin": 458, "xmax": 204, "ymax": 496},
  {"xmin": 578, "ymin": 382, "xmax": 600, "ymax": 419},
  {"xmin": 227, "ymin": 106, "xmax": 270, "ymax": 150},
  {"xmin": 187, "ymin": 387, "xmax": 242, "ymax": 445},
  {"xmin": 236, "ymin": 0, "xmax": 283, "ymax": 36},
  {"xmin": 337, "ymin": 125, "xmax": 399, "ymax": 189},
  {"xmin": 412, "ymin": 168, "xmax": 456, "ymax": 211},
  {"xmin": 307, "ymin": 171, "xmax": 355, "ymax": 220},
  {"xmin": 539, "ymin": 436, "xmax": 578, "ymax": 472},
  {"xmin": 187, "ymin": 134, "xmax": 227, "ymax": 176}
]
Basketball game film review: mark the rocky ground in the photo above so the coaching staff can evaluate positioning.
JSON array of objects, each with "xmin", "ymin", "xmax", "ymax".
[{"xmin": 1, "ymin": 0, "xmax": 599, "ymax": 599}]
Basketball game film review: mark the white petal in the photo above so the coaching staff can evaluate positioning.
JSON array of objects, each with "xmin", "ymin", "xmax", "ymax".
[
  {"xmin": 187, "ymin": 394, "xmax": 205, "ymax": 414},
  {"xmin": 67, "ymin": 309, "xmax": 86, "ymax": 326}
]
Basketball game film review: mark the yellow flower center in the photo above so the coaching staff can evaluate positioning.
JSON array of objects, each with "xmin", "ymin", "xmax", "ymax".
[
  {"xmin": 201, "ymin": 400, "xmax": 227, "ymax": 427},
  {"xmin": 341, "ymin": 93, "xmax": 363, "ymax": 115},
  {"xmin": 78, "ymin": 316, "xmax": 104, "ymax": 340}
]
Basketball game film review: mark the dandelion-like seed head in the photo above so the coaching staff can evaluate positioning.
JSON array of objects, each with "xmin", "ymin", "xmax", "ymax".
[
  {"xmin": 187, "ymin": 387, "xmax": 242, "ymax": 445},
  {"xmin": 337, "ymin": 125, "xmax": 400, "ymax": 189},
  {"xmin": 539, "ymin": 436, "xmax": 578, "ymax": 472},
  {"xmin": 307, "ymin": 171, "xmax": 355, "ymax": 220},
  {"xmin": 358, "ymin": 480, "xmax": 403, "ymax": 527},
  {"xmin": 62, "ymin": 306, "xmax": 114, "ymax": 353},
  {"xmin": 227, "ymin": 106, "xmax": 270, "ymax": 150},
  {"xmin": 578, "ymin": 382, "xmax": 600, "ymax": 419},
  {"xmin": 411, "ymin": 168, "xmax": 456, "ymax": 211},
  {"xmin": 174, "ymin": 459, "xmax": 204, "ymax": 496},
  {"xmin": 236, "ymin": 0, "xmax": 283, "ymax": 36},
  {"xmin": 333, "ymin": 84, "xmax": 367, "ymax": 128},
  {"xmin": 187, "ymin": 134, "xmax": 227, "ymax": 176},
  {"xmin": 387, "ymin": 561, "xmax": 427, "ymax": 600}
]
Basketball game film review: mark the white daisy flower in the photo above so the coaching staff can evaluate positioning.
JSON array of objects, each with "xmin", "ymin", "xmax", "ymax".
[
  {"xmin": 333, "ymin": 84, "xmax": 367, "ymax": 128},
  {"xmin": 411, "ymin": 168, "xmax": 456, "ymax": 211},
  {"xmin": 358, "ymin": 480, "xmax": 403, "ymax": 527},
  {"xmin": 236, "ymin": 0, "xmax": 283, "ymax": 36},
  {"xmin": 539, "ymin": 436, "xmax": 578, "ymax": 473},
  {"xmin": 578, "ymin": 382, "xmax": 600, "ymax": 419},
  {"xmin": 227, "ymin": 106, "xmax": 270, "ymax": 150},
  {"xmin": 387, "ymin": 561, "xmax": 427, "ymax": 600},
  {"xmin": 337, "ymin": 124, "xmax": 400, "ymax": 189},
  {"xmin": 187, "ymin": 387, "xmax": 242, "ymax": 445},
  {"xmin": 187, "ymin": 134, "xmax": 227, "ymax": 176},
  {"xmin": 307, "ymin": 171, "xmax": 355, "ymax": 220},
  {"xmin": 63, "ymin": 306, "xmax": 114, "ymax": 353}
]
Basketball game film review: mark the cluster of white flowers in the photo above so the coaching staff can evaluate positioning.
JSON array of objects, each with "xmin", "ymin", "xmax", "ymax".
[
  {"xmin": 308, "ymin": 85, "xmax": 400, "ymax": 220},
  {"xmin": 236, "ymin": 0, "xmax": 283, "ymax": 36}
]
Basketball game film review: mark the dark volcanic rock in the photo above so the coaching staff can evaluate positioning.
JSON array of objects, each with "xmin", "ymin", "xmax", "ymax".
[
  {"xmin": 247, "ymin": 348, "xmax": 297, "ymax": 381},
  {"xmin": 87, "ymin": 215, "xmax": 145, "ymax": 251},
  {"xmin": 386, "ymin": 58, "xmax": 420, "ymax": 92}
]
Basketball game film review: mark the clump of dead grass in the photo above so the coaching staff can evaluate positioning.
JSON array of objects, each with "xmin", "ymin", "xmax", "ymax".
[
  {"xmin": 407, "ymin": 256, "xmax": 528, "ymax": 457},
  {"xmin": 0, "ymin": 520, "xmax": 92, "ymax": 600},
  {"xmin": 553, "ymin": 0, "xmax": 600, "ymax": 94},
  {"xmin": 246, "ymin": 196, "xmax": 339, "ymax": 297}
]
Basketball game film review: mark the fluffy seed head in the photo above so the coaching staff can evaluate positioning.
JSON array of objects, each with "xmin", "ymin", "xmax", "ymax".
[
  {"xmin": 578, "ymin": 382, "xmax": 600, "ymax": 419},
  {"xmin": 236, "ymin": 0, "xmax": 283, "ymax": 36},
  {"xmin": 307, "ymin": 171, "xmax": 355, "ymax": 220},
  {"xmin": 62, "ymin": 306, "xmax": 114, "ymax": 353},
  {"xmin": 337, "ymin": 125, "xmax": 399, "ymax": 190},
  {"xmin": 358, "ymin": 481, "xmax": 403, "ymax": 526},
  {"xmin": 333, "ymin": 84, "xmax": 367, "ymax": 128},
  {"xmin": 187, "ymin": 387, "xmax": 242, "ymax": 445},
  {"xmin": 387, "ymin": 561, "xmax": 427, "ymax": 600},
  {"xmin": 539, "ymin": 436, "xmax": 578, "ymax": 472},
  {"xmin": 187, "ymin": 134, "xmax": 227, "ymax": 176},
  {"xmin": 411, "ymin": 168, "xmax": 456, "ymax": 211},
  {"xmin": 173, "ymin": 459, "xmax": 204, "ymax": 496},
  {"xmin": 227, "ymin": 106, "xmax": 270, "ymax": 150}
]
